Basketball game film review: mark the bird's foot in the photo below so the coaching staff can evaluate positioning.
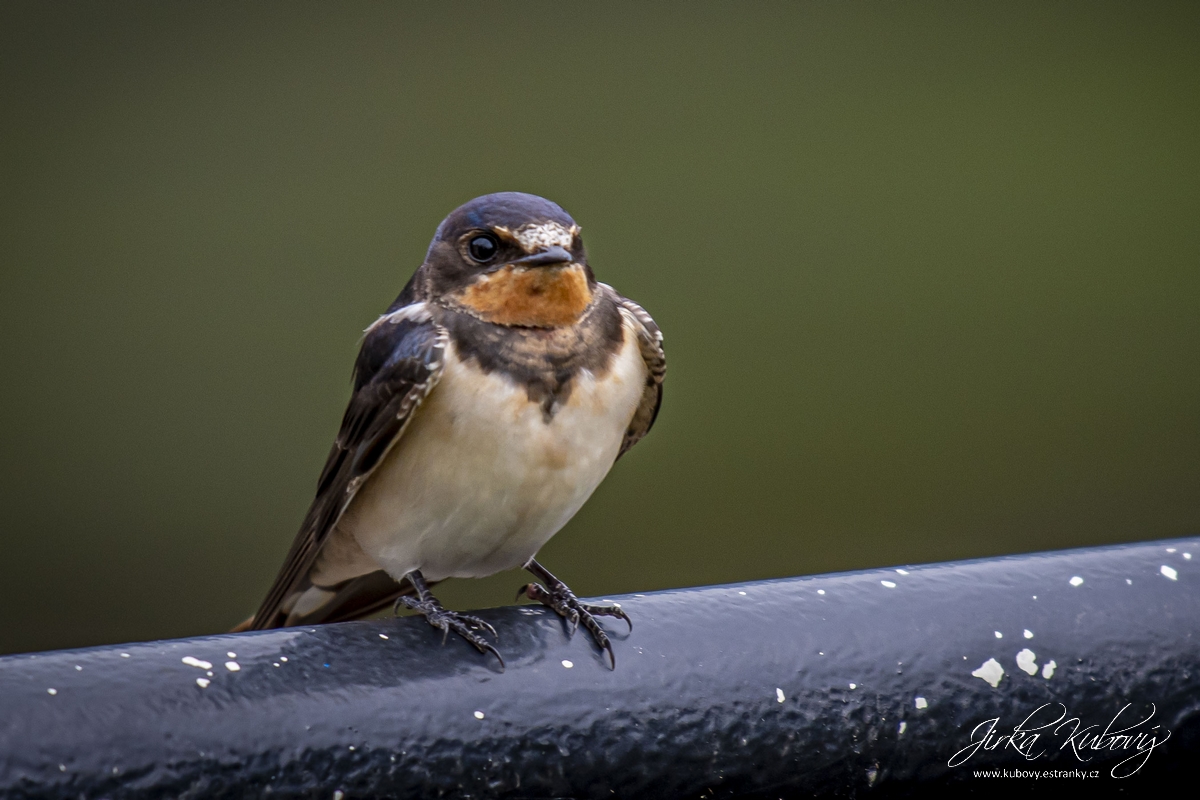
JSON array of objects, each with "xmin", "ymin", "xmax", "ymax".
[
  {"xmin": 395, "ymin": 578, "xmax": 503, "ymax": 668},
  {"xmin": 519, "ymin": 561, "xmax": 631, "ymax": 669}
]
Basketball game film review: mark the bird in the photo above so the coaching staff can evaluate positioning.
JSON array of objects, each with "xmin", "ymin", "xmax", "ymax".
[{"xmin": 236, "ymin": 192, "xmax": 665, "ymax": 668}]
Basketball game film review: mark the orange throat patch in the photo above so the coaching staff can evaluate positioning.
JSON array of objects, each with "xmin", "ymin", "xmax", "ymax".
[{"xmin": 453, "ymin": 263, "xmax": 593, "ymax": 327}]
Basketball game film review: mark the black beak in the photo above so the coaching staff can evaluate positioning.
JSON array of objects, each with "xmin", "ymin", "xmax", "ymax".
[{"xmin": 513, "ymin": 245, "xmax": 573, "ymax": 267}]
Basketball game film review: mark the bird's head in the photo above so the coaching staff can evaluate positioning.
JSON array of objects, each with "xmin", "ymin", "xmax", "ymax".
[{"xmin": 423, "ymin": 192, "xmax": 594, "ymax": 328}]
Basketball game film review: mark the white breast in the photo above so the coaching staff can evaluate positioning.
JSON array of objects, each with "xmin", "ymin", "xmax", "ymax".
[{"xmin": 339, "ymin": 319, "xmax": 648, "ymax": 583}]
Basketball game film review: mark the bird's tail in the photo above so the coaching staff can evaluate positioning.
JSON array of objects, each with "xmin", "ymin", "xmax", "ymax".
[{"xmin": 230, "ymin": 570, "xmax": 431, "ymax": 632}]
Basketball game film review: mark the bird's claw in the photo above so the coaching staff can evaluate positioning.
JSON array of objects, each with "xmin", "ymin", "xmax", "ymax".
[
  {"xmin": 520, "ymin": 581, "xmax": 631, "ymax": 669},
  {"xmin": 395, "ymin": 595, "xmax": 504, "ymax": 668}
]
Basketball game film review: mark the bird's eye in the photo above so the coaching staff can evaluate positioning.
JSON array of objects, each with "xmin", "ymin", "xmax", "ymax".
[{"xmin": 467, "ymin": 234, "xmax": 499, "ymax": 263}]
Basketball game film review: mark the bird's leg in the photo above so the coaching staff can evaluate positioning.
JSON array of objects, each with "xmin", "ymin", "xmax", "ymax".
[
  {"xmin": 519, "ymin": 559, "xmax": 631, "ymax": 669},
  {"xmin": 395, "ymin": 569, "xmax": 503, "ymax": 668}
]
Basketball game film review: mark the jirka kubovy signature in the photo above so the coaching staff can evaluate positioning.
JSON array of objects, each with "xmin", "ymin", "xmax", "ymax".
[{"xmin": 948, "ymin": 702, "xmax": 1170, "ymax": 778}]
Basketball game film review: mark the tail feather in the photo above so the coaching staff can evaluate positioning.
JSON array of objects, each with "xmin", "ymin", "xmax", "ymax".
[{"xmin": 230, "ymin": 570, "xmax": 434, "ymax": 632}]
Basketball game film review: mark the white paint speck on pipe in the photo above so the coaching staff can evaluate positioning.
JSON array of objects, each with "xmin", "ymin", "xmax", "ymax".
[
  {"xmin": 1016, "ymin": 649, "xmax": 1038, "ymax": 676},
  {"xmin": 849, "ymin": 683, "xmax": 856, "ymax": 689},
  {"xmin": 1042, "ymin": 660, "xmax": 1057, "ymax": 679},
  {"xmin": 181, "ymin": 657, "xmax": 212, "ymax": 670},
  {"xmin": 47, "ymin": 688, "xmax": 57, "ymax": 695},
  {"xmin": 898, "ymin": 721, "xmax": 907, "ymax": 734},
  {"xmin": 971, "ymin": 658, "xmax": 1005, "ymax": 688},
  {"xmin": 817, "ymin": 589, "xmax": 826, "ymax": 595},
  {"xmin": 914, "ymin": 697, "xmax": 928, "ymax": 709},
  {"xmin": 226, "ymin": 652, "xmax": 237, "ymax": 659},
  {"xmin": 880, "ymin": 580, "xmax": 896, "ymax": 588},
  {"xmin": 776, "ymin": 688, "xmax": 786, "ymax": 703},
  {"xmin": 474, "ymin": 711, "xmax": 485, "ymax": 719},
  {"xmin": 195, "ymin": 678, "xmax": 210, "ymax": 688},
  {"xmin": 1023, "ymin": 629, "xmax": 1034, "ymax": 639},
  {"xmin": 561, "ymin": 660, "xmax": 574, "ymax": 669},
  {"xmin": 1161, "ymin": 565, "xmax": 1178, "ymax": 581},
  {"xmin": 1069, "ymin": 576, "xmax": 1084, "ymax": 587},
  {"xmin": 994, "ymin": 631, "xmax": 1003, "ymax": 638},
  {"xmin": 224, "ymin": 662, "xmax": 240, "ymax": 672},
  {"xmin": 379, "ymin": 634, "xmax": 389, "ymax": 639}
]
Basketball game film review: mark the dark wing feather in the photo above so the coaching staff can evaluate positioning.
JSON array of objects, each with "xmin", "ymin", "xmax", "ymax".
[
  {"xmin": 613, "ymin": 293, "xmax": 666, "ymax": 458},
  {"xmin": 248, "ymin": 308, "xmax": 447, "ymax": 630}
]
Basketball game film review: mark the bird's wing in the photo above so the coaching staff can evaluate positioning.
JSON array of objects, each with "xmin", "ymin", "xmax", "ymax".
[
  {"xmin": 248, "ymin": 302, "xmax": 447, "ymax": 630},
  {"xmin": 611, "ymin": 291, "xmax": 666, "ymax": 458}
]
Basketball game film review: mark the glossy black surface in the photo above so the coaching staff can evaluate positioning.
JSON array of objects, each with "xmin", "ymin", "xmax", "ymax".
[{"xmin": 2, "ymin": 537, "xmax": 1197, "ymax": 798}]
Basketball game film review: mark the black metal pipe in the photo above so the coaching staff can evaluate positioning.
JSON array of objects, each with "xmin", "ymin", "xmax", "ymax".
[{"xmin": 2, "ymin": 537, "xmax": 1198, "ymax": 798}]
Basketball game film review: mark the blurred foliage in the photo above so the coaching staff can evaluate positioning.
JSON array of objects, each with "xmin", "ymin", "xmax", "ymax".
[{"xmin": 1, "ymin": 2, "xmax": 1197, "ymax": 655}]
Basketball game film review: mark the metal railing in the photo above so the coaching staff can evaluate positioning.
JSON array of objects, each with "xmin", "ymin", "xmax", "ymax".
[{"xmin": 2, "ymin": 537, "xmax": 1197, "ymax": 797}]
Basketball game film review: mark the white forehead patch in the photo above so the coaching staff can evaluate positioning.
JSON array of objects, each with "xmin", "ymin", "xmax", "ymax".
[{"xmin": 510, "ymin": 222, "xmax": 576, "ymax": 252}]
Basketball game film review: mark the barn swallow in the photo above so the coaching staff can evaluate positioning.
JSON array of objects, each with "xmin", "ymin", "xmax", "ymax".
[{"xmin": 238, "ymin": 192, "xmax": 665, "ymax": 668}]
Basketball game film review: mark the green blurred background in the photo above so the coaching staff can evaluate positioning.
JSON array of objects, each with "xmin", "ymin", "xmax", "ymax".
[{"xmin": 1, "ymin": 2, "xmax": 1197, "ymax": 656}]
